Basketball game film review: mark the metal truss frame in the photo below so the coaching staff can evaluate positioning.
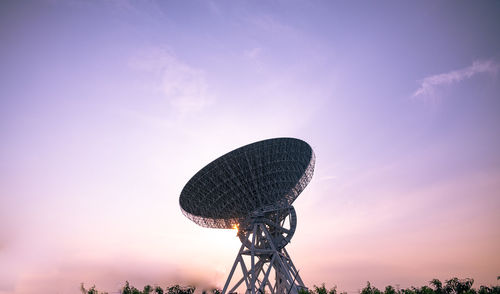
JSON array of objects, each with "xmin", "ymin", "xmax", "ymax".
[{"xmin": 222, "ymin": 222, "xmax": 306, "ymax": 294}]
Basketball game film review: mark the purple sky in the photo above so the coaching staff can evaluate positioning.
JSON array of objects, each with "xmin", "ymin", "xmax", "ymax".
[{"xmin": 1, "ymin": 1, "xmax": 500, "ymax": 293}]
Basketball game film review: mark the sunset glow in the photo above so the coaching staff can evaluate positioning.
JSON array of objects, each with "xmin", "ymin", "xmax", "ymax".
[{"xmin": 1, "ymin": 1, "xmax": 499, "ymax": 294}]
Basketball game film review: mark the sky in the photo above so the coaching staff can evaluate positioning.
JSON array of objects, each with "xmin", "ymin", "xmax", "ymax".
[{"xmin": 1, "ymin": 1, "xmax": 500, "ymax": 293}]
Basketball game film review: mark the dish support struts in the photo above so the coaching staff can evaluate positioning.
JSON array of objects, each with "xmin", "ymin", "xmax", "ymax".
[{"xmin": 222, "ymin": 204, "xmax": 306, "ymax": 294}]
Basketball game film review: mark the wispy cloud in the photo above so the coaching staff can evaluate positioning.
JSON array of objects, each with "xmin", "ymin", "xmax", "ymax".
[
  {"xmin": 244, "ymin": 47, "xmax": 262, "ymax": 59},
  {"xmin": 413, "ymin": 60, "xmax": 499, "ymax": 98},
  {"xmin": 129, "ymin": 48, "xmax": 213, "ymax": 116}
]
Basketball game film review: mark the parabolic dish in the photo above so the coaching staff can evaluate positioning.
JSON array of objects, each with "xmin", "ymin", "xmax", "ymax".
[{"xmin": 179, "ymin": 137, "xmax": 315, "ymax": 229}]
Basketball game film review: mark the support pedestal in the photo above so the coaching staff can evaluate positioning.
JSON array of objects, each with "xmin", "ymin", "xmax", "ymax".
[{"xmin": 221, "ymin": 221, "xmax": 306, "ymax": 294}]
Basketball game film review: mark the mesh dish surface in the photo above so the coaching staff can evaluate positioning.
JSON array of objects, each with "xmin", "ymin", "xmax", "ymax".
[{"xmin": 179, "ymin": 137, "xmax": 315, "ymax": 229}]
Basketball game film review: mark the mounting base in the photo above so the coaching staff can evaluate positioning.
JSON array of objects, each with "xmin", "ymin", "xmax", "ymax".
[{"xmin": 221, "ymin": 220, "xmax": 306, "ymax": 294}]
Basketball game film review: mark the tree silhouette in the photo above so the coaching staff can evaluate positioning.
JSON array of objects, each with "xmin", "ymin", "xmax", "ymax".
[
  {"xmin": 384, "ymin": 285, "xmax": 396, "ymax": 294},
  {"xmin": 80, "ymin": 277, "xmax": 500, "ymax": 294},
  {"xmin": 312, "ymin": 283, "xmax": 338, "ymax": 294},
  {"xmin": 445, "ymin": 278, "xmax": 474, "ymax": 294},
  {"xmin": 155, "ymin": 286, "xmax": 165, "ymax": 294},
  {"xmin": 430, "ymin": 279, "xmax": 444, "ymax": 294},
  {"xmin": 80, "ymin": 283, "xmax": 108, "ymax": 294},
  {"xmin": 361, "ymin": 282, "xmax": 383, "ymax": 294}
]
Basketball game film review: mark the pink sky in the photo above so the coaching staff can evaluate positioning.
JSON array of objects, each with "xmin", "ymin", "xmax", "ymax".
[{"xmin": 1, "ymin": 1, "xmax": 499, "ymax": 293}]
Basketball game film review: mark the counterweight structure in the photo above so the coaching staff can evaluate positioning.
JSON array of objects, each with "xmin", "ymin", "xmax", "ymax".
[{"xmin": 179, "ymin": 138, "xmax": 315, "ymax": 294}]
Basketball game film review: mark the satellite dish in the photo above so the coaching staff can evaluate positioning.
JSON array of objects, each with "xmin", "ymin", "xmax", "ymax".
[{"xmin": 180, "ymin": 137, "xmax": 315, "ymax": 294}]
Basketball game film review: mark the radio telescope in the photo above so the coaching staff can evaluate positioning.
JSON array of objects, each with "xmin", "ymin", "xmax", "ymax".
[{"xmin": 179, "ymin": 138, "xmax": 315, "ymax": 294}]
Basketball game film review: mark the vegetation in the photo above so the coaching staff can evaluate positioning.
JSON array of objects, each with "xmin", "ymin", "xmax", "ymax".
[
  {"xmin": 81, "ymin": 277, "xmax": 500, "ymax": 294},
  {"xmin": 81, "ymin": 282, "xmax": 201, "ymax": 294}
]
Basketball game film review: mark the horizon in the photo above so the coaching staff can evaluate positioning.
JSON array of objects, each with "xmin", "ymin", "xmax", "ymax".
[{"xmin": 1, "ymin": 1, "xmax": 499, "ymax": 294}]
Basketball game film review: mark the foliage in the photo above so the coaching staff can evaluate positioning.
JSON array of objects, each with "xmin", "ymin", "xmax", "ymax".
[
  {"xmin": 384, "ymin": 285, "xmax": 397, "ymax": 294},
  {"xmin": 361, "ymin": 282, "xmax": 383, "ymax": 294},
  {"xmin": 430, "ymin": 279, "xmax": 443, "ymax": 294},
  {"xmin": 121, "ymin": 281, "xmax": 146, "ymax": 294},
  {"xmin": 80, "ymin": 283, "xmax": 108, "ymax": 294},
  {"xmin": 81, "ymin": 277, "xmax": 500, "ymax": 294},
  {"xmin": 356, "ymin": 278, "xmax": 500, "ymax": 294},
  {"xmin": 166, "ymin": 284, "xmax": 196, "ymax": 294},
  {"xmin": 311, "ymin": 283, "xmax": 338, "ymax": 294}
]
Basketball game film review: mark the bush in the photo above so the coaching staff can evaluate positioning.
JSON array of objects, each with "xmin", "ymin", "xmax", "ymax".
[{"xmin": 80, "ymin": 277, "xmax": 500, "ymax": 294}]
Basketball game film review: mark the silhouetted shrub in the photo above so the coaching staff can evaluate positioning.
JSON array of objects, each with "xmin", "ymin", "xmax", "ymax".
[
  {"xmin": 80, "ymin": 277, "xmax": 500, "ymax": 294},
  {"xmin": 361, "ymin": 282, "xmax": 383, "ymax": 294}
]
